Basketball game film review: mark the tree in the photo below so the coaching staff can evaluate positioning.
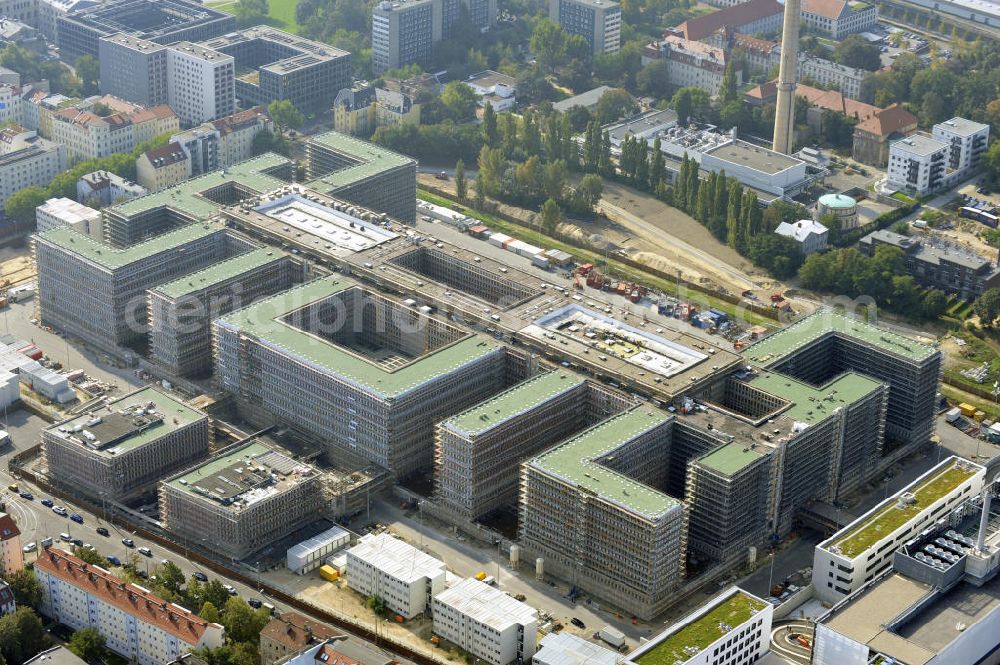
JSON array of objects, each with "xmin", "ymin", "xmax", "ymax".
[
  {"xmin": 202, "ymin": 580, "xmax": 232, "ymax": 612},
  {"xmin": 530, "ymin": 20, "xmax": 567, "ymax": 74},
  {"xmin": 576, "ymin": 174, "xmax": 603, "ymax": 210},
  {"xmin": 234, "ymin": 0, "xmax": 269, "ymax": 25},
  {"xmin": 157, "ymin": 561, "xmax": 186, "ymax": 595},
  {"xmin": 834, "ymin": 35, "xmax": 881, "ymax": 70},
  {"xmin": 440, "ymin": 82, "xmax": 479, "ymax": 121},
  {"xmin": 454, "ymin": 159, "xmax": 467, "ymax": 200},
  {"xmin": 199, "ymin": 601, "xmax": 221, "ymax": 624},
  {"xmin": 719, "ymin": 60, "xmax": 738, "ymax": 104},
  {"xmin": 746, "ymin": 234, "xmax": 803, "ymax": 278},
  {"xmin": 636, "ymin": 60, "xmax": 671, "ymax": 98},
  {"xmin": 5, "ymin": 569, "xmax": 41, "ymax": 610},
  {"xmin": 267, "ymin": 100, "xmax": 303, "ymax": 133},
  {"xmin": 4, "ymin": 186, "xmax": 47, "ymax": 226},
  {"xmin": 75, "ymin": 55, "xmax": 99, "ymax": 96},
  {"xmin": 0, "ymin": 608, "xmax": 49, "ymax": 665},
  {"xmin": 195, "ymin": 645, "xmax": 256, "ymax": 665},
  {"xmin": 673, "ymin": 88, "xmax": 693, "ymax": 126},
  {"xmin": 251, "ymin": 130, "xmax": 290, "ymax": 156},
  {"xmin": 974, "ymin": 288, "xmax": 1000, "ymax": 326},
  {"xmin": 221, "ymin": 596, "xmax": 270, "ymax": 644},
  {"xmin": 543, "ymin": 160, "xmax": 568, "ymax": 201},
  {"xmin": 593, "ymin": 88, "xmax": 636, "ymax": 124},
  {"xmin": 540, "ymin": 198, "xmax": 561, "ymax": 233},
  {"xmin": 68, "ymin": 627, "xmax": 106, "ymax": 662},
  {"xmin": 481, "ymin": 102, "xmax": 498, "ymax": 147},
  {"xmin": 72, "ymin": 546, "xmax": 107, "ymax": 567}
]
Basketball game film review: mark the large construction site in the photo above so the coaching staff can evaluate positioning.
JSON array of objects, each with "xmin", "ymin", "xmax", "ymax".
[{"xmin": 27, "ymin": 142, "xmax": 946, "ymax": 620}]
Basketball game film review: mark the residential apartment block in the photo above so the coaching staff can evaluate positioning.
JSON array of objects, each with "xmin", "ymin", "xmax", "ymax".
[
  {"xmin": 148, "ymin": 247, "xmax": 297, "ymax": 377},
  {"xmin": 42, "ymin": 386, "xmax": 210, "ymax": 501},
  {"xmin": 259, "ymin": 613, "xmax": 340, "ymax": 665},
  {"xmin": 888, "ymin": 133, "xmax": 951, "ymax": 195},
  {"xmin": 56, "ymin": 0, "xmax": 235, "ymax": 61},
  {"xmin": 159, "ymin": 439, "xmax": 322, "ymax": 559},
  {"xmin": 932, "ymin": 116, "xmax": 990, "ymax": 177},
  {"xmin": 641, "ymin": 34, "xmax": 740, "ymax": 95},
  {"xmin": 812, "ymin": 456, "xmax": 985, "ymax": 603},
  {"xmin": 35, "ymin": 547, "xmax": 224, "ymax": 665},
  {"xmin": 136, "ymin": 142, "xmax": 189, "ymax": 192},
  {"xmin": 345, "ymin": 533, "xmax": 446, "ymax": 618},
  {"xmin": 35, "ymin": 197, "xmax": 102, "ymax": 239},
  {"xmin": 549, "ymin": 0, "xmax": 621, "ymax": 55},
  {"xmin": 798, "ymin": 55, "xmax": 868, "ymax": 100},
  {"xmin": 372, "ymin": 0, "xmax": 498, "ymax": 72},
  {"xmin": 432, "ymin": 578, "xmax": 538, "ymax": 665},
  {"xmin": 198, "ymin": 27, "xmax": 350, "ymax": 114},
  {"xmin": 77, "ymin": 169, "xmax": 148, "ymax": 206},
  {"xmin": 859, "ymin": 229, "xmax": 1000, "ymax": 301},
  {"xmin": 51, "ymin": 101, "xmax": 179, "ymax": 163},
  {"xmin": 0, "ymin": 512, "xmax": 23, "ymax": 575},
  {"xmin": 0, "ymin": 126, "xmax": 65, "ymax": 210},
  {"xmin": 213, "ymin": 278, "xmax": 510, "ymax": 476}
]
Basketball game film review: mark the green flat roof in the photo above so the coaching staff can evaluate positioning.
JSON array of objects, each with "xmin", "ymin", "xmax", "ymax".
[
  {"xmin": 697, "ymin": 443, "xmax": 764, "ymax": 475},
  {"xmin": 217, "ymin": 277, "xmax": 502, "ymax": 399},
  {"xmin": 830, "ymin": 458, "xmax": 981, "ymax": 558},
  {"xmin": 742, "ymin": 309, "xmax": 937, "ymax": 366},
  {"xmin": 152, "ymin": 247, "xmax": 285, "ymax": 299},
  {"xmin": 530, "ymin": 407, "xmax": 678, "ymax": 519},
  {"xmin": 443, "ymin": 371, "xmax": 585, "ymax": 437},
  {"xmin": 51, "ymin": 386, "xmax": 204, "ymax": 455},
  {"xmin": 112, "ymin": 153, "xmax": 291, "ymax": 219},
  {"xmin": 636, "ymin": 591, "xmax": 768, "ymax": 665},
  {"xmin": 166, "ymin": 440, "xmax": 272, "ymax": 497},
  {"xmin": 36, "ymin": 222, "xmax": 223, "ymax": 270},
  {"xmin": 305, "ymin": 131, "xmax": 414, "ymax": 191},
  {"xmin": 748, "ymin": 371, "xmax": 883, "ymax": 425}
]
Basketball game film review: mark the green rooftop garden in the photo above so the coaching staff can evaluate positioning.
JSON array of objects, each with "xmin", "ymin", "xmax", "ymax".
[
  {"xmin": 636, "ymin": 592, "xmax": 768, "ymax": 665},
  {"xmin": 831, "ymin": 460, "xmax": 979, "ymax": 558}
]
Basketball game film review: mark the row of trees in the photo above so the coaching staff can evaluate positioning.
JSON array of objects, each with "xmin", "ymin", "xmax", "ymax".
[{"xmin": 799, "ymin": 245, "xmax": 948, "ymax": 320}]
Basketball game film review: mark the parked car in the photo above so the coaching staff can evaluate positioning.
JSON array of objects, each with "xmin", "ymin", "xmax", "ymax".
[
  {"xmin": 40, "ymin": 499, "xmax": 54, "ymax": 507},
  {"xmin": 192, "ymin": 571, "xmax": 208, "ymax": 582},
  {"xmin": 19, "ymin": 491, "xmax": 33, "ymax": 500},
  {"xmin": 106, "ymin": 555, "xmax": 121, "ymax": 566},
  {"xmin": 71, "ymin": 538, "xmax": 83, "ymax": 547},
  {"xmin": 247, "ymin": 599, "xmax": 262, "ymax": 609},
  {"xmin": 69, "ymin": 513, "xmax": 83, "ymax": 524},
  {"xmin": 571, "ymin": 618, "xmax": 586, "ymax": 629},
  {"xmin": 122, "ymin": 538, "xmax": 135, "ymax": 548},
  {"xmin": 60, "ymin": 533, "xmax": 71, "ymax": 542},
  {"xmin": 23, "ymin": 542, "xmax": 37, "ymax": 553},
  {"xmin": 52, "ymin": 506, "xmax": 68, "ymax": 516},
  {"xmin": 138, "ymin": 547, "xmax": 152, "ymax": 557},
  {"xmin": 7, "ymin": 483, "xmax": 17, "ymax": 492},
  {"xmin": 223, "ymin": 584, "xmax": 237, "ymax": 596},
  {"xmin": 96, "ymin": 527, "xmax": 109, "ymax": 537}
]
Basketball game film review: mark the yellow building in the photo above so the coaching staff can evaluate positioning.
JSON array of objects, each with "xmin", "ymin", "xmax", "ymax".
[{"xmin": 136, "ymin": 142, "xmax": 188, "ymax": 192}]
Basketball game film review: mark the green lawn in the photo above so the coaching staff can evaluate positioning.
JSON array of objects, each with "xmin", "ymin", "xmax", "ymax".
[{"xmin": 207, "ymin": 0, "xmax": 301, "ymax": 33}]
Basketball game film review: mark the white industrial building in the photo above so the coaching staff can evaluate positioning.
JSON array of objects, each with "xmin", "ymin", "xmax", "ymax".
[
  {"xmin": 775, "ymin": 219, "xmax": 828, "ymax": 255},
  {"xmin": 35, "ymin": 548, "xmax": 224, "ymax": 665},
  {"xmin": 628, "ymin": 587, "xmax": 772, "ymax": 665},
  {"xmin": 287, "ymin": 525, "xmax": 352, "ymax": 575},
  {"xmin": 432, "ymin": 578, "xmax": 537, "ymax": 665},
  {"xmin": 345, "ymin": 532, "xmax": 446, "ymax": 619},
  {"xmin": 533, "ymin": 633, "xmax": 624, "ymax": 665},
  {"xmin": 932, "ymin": 116, "xmax": 990, "ymax": 179},
  {"xmin": 35, "ymin": 198, "xmax": 102, "ymax": 239},
  {"xmin": 812, "ymin": 456, "xmax": 985, "ymax": 603}
]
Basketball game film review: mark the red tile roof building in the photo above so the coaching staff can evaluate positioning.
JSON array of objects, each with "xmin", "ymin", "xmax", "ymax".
[
  {"xmin": 0, "ymin": 511, "xmax": 23, "ymax": 575},
  {"xmin": 853, "ymin": 104, "xmax": 919, "ymax": 167},
  {"xmin": 259, "ymin": 612, "xmax": 340, "ymax": 665},
  {"xmin": 673, "ymin": 0, "xmax": 782, "ymax": 41},
  {"xmin": 35, "ymin": 548, "xmax": 224, "ymax": 665}
]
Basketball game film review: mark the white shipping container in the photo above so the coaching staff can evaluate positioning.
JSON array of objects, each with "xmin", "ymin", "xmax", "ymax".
[{"xmin": 489, "ymin": 233, "xmax": 512, "ymax": 247}]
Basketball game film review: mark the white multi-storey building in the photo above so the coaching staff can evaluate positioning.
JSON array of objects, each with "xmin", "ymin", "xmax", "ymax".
[
  {"xmin": 932, "ymin": 116, "xmax": 991, "ymax": 180},
  {"xmin": 0, "ymin": 126, "xmax": 65, "ymax": 210},
  {"xmin": 801, "ymin": 0, "xmax": 878, "ymax": 39},
  {"xmin": 50, "ymin": 101, "xmax": 179, "ymax": 162},
  {"xmin": 642, "ymin": 35, "xmax": 739, "ymax": 96},
  {"xmin": 166, "ymin": 42, "xmax": 236, "ymax": 127},
  {"xmin": 549, "ymin": 0, "xmax": 621, "ymax": 55},
  {"xmin": 35, "ymin": 547, "xmax": 224, "ymax": 665},
  {"xmin": 0, "ymin": 83, "xmax": 22, "ymax": 126},
  {"xmin": 432, "ymin": 578, "xmax": 537, "ymax": 665},
  {"xmin": 345, "ymin": 533, "xmax": 446, "ymax": 619},
  {"xmin": 887, "ymin": 133, "xmax": 949, "ymax": 195},
  {"xmin": 628, "ymin": 587, "xmax": 773, "ymax": 665},
  {"xmin": 533, "ymin": 633, "xmax": 623, "ymax": 665},
  {"xmin": 35, "ymin": 198, "xmax": 102, "ymax": 239},
  {"xmin": 812, "ymin": 456, "xmax": 985, "ymax": 603}
]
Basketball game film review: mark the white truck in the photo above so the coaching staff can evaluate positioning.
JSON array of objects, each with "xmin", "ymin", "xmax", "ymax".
[{"xmin": 598, "ymin": 625, "xmax": 626, "ymax": 649}]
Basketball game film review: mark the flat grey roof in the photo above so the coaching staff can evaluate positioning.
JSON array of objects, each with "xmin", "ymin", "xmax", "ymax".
[
  {"xmin": 705, "ymin": 140, "xmax": 802, "ymax": 174},
  {"xmin": 552, "ymin": 86, "xmax": 613, "ymax": 112},
  {"xmin": 891, "ymin": 133, "xmax": 947, "ymax": 157},
  {"xmin": 605, "ymin": 109, "xmax": 677, "ymax": 144},
  {"xmin": 936, "ymin": 117, "xmax": 990, "ymax": 137}
]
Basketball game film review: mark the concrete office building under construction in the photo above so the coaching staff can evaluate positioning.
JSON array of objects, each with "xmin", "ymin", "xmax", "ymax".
[
  {"xmin": 434, "ymin": 373, "xmax": 632, "ymax": 521},
  {"xmin": 42, "ymin": 386, "xmax": 210, "ymax": 501},
  {"xmin": 160, "ymin": 438, "xmax": 323, "ymax": 560},
  {"xmin": 213, "ymin": 277, "xmax": 525, "ymax": 477}
]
